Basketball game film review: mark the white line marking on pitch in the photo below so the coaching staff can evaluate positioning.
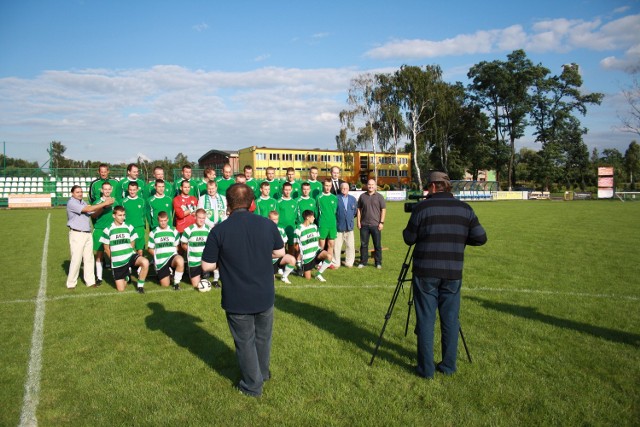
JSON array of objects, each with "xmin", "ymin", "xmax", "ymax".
[
  {"xmin": 19, "ymin": 213, "xmax": 50, "ymax": 427},
  {"xmin": 3, "ymin": 284, "xmax": 638, "ymax": 306}
]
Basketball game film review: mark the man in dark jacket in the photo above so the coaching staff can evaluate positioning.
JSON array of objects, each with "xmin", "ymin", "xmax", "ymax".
[
  {"xmin": 403, "ymin": 171, "xmax": 487, "ymax": 379},
  {"xmin": 333, "ymin": 182, "xmax": 357, "ymax": 268}
]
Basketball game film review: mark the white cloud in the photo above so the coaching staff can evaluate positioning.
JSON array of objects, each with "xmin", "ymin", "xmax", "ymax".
[
  {"xmin": 365, "ymin": 13, "xmax": 640, "ymax": 59},
  {"xmin": 193, "ymin": 23, "xmax": 209, "ymax": 32},
  {"xmin": 0, "ymin": 66, "xmax": 360, "ymax": 163}
]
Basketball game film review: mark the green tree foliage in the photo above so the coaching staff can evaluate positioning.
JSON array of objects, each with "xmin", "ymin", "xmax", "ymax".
[{"xmin": 623, "ymin": 141, "xmax": 640, "ymax": 188}]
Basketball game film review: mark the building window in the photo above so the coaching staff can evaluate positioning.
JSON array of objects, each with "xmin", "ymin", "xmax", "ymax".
[
  {"xmin": 282, "ymin": 153, "xmax": 292, "ymax": 161},
  {"xmin": 269, "ymin": 153, "xmax": 280, "ymax": 161},
  {"xmin": 307, "ymin": 154, "xmax": 318, "ymax": 162},
  {"xmin": 295, "ymin": 154, "xmax": 305, "ymax": 161},
  {"xmin": 333, "ymin": 155, "xmax": 342, "ymax": 162},
  {"xmin": 256, "ymin": 153, "xmax": 266, "ymax": 161},
  {"xmin": 321, "ymin": 155, "xmax": 330, "ymax": 162},
  {"xmin": 399, "ymin": 170, "xmax": 408, "ymax": 177},
  {"xmin": 379, "ymin": 170, "xmax": 387, "ymax": 177},
  {"xmin": 399, "ymin": 158, "xmax": 408, "ymax": 164}
]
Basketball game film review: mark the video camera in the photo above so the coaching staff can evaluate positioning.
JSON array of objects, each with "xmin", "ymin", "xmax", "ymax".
[{"xmin": 404, "ymin": 193, "xmax": 430, "ymax": 213}]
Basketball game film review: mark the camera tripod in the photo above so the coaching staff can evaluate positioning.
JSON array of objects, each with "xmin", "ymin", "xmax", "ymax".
[{"xmin": 369, "ymin": 244, "xmax": 472, "ymax": 366}]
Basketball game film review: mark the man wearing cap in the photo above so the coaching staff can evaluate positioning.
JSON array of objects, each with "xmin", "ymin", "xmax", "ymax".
[{"xmin": 402, "ymin": 171, "xmax": 487, "ymax": 379}]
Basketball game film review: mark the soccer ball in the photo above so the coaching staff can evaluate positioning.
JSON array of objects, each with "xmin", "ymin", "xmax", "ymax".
[{"xmin": 197, "ymin": 279, "xmax": 212, "ymax": 293}]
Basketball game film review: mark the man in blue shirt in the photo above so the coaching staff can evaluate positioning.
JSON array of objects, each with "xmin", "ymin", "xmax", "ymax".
[
  {"xmin": 201, "ymin": 184, "xmax": 285, "ymax": 397},
  {"xmin": 333, "ymin": 182, "xmax": 357, "ymax": 268}
]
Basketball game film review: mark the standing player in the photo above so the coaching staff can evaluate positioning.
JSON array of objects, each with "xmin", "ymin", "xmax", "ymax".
[
  {"xmin": 243, "ymin": 165, "xmax": 259, "ymax": 198},
  {"xmin": 277, "ymin": 182, "xmax": 298, "ymax": 255},
  {"xmin": 282, "ymin": 167, "xmax": 301, "ymax": 199},
  {"xmin": 122, "ymin": 181, "xmax": 147, "ymax": 256},
  {"xmin": 216, "ymin": 163, "xmax": 235, "ymax": 197},
  {"xmin": 294, "ymin": 210, "xmax": 332, "ymax": 282},
  {"xmin": 120, "ymin": 163, "xmax": 146, "ymax": 201},
  {"xmin": 89, "ymin": 164, "xmax": 120, "ymax": 204},
  {"xmin": 92, "ymin": 181, "xmax": 115, "ymax": 285},
  {"xmin": 307, "ymin": 166, "xmax": 322, "ymax": 200},
  {"xmin": 264, "ymin": 166, "xmax": 282, "ymax": 200},
  {"xmin": 268, "ymin": 211, "xmax": 296, "ymax": 284},
  {"xmin": 256, "ymin": 181, "xmax": 277, "ymax": 218},
  {"xmin": 173, "ymin": 165, "xmax": 198, "ymax": 197},
  {"xmin": 181, "ymin": 209, "xmax": 212, "ymax": 290},
  {"xmin": 148, "ymin": 179, "xmax": 174, "ymax": 230},
  {"xmin": 198, "ymin": 180, "xmax": 227, "ymax": 228},
  {"xmin": 173, "ymin": 180, "xmax": 198, "ymax": 234},
  {"xmin": 296, "ymin": 182, "xmax": 317, "ymax": 225},
  {"xmin": 316, "ymin": 179, "xmax": 338, "ymax": 261},
  {"xmin": 196, "ymin": 167, "xmax": 217, "ymax": 199},
  {"xmin": 100, "ymin": 206, "xmax": 150, "ymax": 293},
  {"xmin": 148, "ymin": 211, "xmax": 184, "ymax": 290},
  {"xmin": 147, "ymin": 166, "xmax": 174, "ymax": 199}
]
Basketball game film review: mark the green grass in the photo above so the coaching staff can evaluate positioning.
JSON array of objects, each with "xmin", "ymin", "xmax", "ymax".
[{"xmin": 1, "ymin": 200, "xmax": 639, "ymax": 426}]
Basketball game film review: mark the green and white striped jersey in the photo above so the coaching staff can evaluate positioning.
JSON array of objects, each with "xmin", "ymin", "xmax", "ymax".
[
  {"xmin": 100, "ymin": 222, "xmax": 137, "ymax": 269},
  {"xmin": 148, "ymin": 226, "xmax": 179, "ymax": 270},
  {"xmin": 180, "ymin": 224, "xmax": 211, "ymax": 268},
  {"xmin": 273, "ymin": 226, "xmax": 288, "ymax": 264},
  {"xmin": 294, "ymin": 223, "xmax": 320, "ymax": 264}
]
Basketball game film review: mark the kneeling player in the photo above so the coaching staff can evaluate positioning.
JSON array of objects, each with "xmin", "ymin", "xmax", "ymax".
[
  {"xmin": 101, "ymin": 206, "xmax": 150, "ymax": 293},
  {"xmin": 181, "ymin": 209, "xmax": 213, "ymax": 290},
  {"xmin": 148, "ymin": 211, "xmax": 184, "ymax": 290},
  {"xmin": 294, "ymin": 210, "xmax": 332, "ymax": 282},
  {"xmin": 268, "ymin": 210, "xmax": 296, "ymax": 284}
]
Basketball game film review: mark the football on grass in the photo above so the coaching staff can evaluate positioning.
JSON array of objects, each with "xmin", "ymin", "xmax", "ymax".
[{"xmin": 197, "ymin": 279, "xmax": 212, "ymax": 292}]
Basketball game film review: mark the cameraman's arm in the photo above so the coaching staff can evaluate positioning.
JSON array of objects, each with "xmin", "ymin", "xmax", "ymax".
[
  {"xmin": 402, "ymin": 214, "xmax": 419, "ymax": 245},
  {"xmin": 466, "ymin": 214, "xmax": 487, "ymax": 246}
]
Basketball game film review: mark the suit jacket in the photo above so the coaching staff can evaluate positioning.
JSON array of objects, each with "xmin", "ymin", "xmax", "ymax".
[
  {"xmin": 330, "ymin": 179, "xmax": 346, "ymax": 195},
  {"xmin": 336, "ymin": 194, "xmax": 357, "ymax": 232}
]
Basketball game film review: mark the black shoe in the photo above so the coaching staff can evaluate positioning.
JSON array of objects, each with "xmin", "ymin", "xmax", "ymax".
[
  {"xmin": 172, "ymin": 284, "xmax": 181, "ymax": 291},
  {"xmin": 136, "ymin": 287, "xmax": 145, "ymax": 294},
  {"xmin": 95, "ymin": 279, "xmax": 102, "ymax": 287},
  {"xmin": 213, "ymin": 280, "xmax": 220, "ymax": 289}
]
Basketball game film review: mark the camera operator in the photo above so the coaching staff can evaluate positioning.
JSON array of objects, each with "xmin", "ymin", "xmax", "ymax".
[{"xmin": 402, "ymin": 172, "xmax": 487, "ymax": 379}]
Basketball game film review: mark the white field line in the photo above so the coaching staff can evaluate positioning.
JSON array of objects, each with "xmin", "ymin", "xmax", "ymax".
[
  {"xmin": 18, "ymin": 213, "xmax": 51, "ymax": 427},
  {"xmin": 3, "ymin": 284, "xmax": 639, "ymax": 306}
]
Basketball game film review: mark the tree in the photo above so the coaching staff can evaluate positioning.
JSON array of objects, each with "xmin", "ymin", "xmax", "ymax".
[
  {"xmin": 468, "ymin": 50, "xmax": 539, "ymax": 189},
  {"xmin": 395, "ymin": 65, "xmax": 441, "ymax": 189},
  {"xmin": 618, "ymin": 71, "xmax": 640, "ymax": 136},
  {"xmin": 374, "ymin": 73, "xmax": 407, "ymax": 184},
  {"xmin": 624, "ymin": 141, "xmax": 640, "ymax": 188}
]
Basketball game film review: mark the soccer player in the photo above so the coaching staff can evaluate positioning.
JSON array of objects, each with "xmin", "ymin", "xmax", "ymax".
[
  {"xmin": 173, "ymin": 180, "xmax": 198, "ymax": 234},
  {"xmin": 147, "ymin": 166, "xmax": 174, "ymax": 199},
  {"xmin": 174, "ymin": 165, "xmax": 198, "ymax": 197},
  {"xmin": 277, "ymin": 182, "xmax": 298, "ymax": 254},
  {"xmin": 296, "ymin": 182, "xmax": 317, "ymax": 225},
  {"xmin": 264, "ymin": 166, "xmax": 282, "ymax": 200},
  {"xmin": 181, "ymin": 209, "xmax": 212, "ymax": 290},
  {"xmin": 307, "ymin": 166, "xmax": 322, "ymax": 200},
  {"xmin": 89, "ymin": 164, "xmax": 120, "ymax": 204},
  {"xmin": 316, "ymin": 179, "xmax": 338, "ymax": 260},
  {"xmin": 148, "ymin": 179, "xmax": 174, "ymax": 230},
  {"xmin": 268, "ymin": 211, "xmax": 296, "ymax": 284},
  {"xmin": 243, "ymin": 165, "xmax": 259, "ymax": 197},
  {"xmin": 294, "ymin": 210, "xmax": 332, "ymax": 282},
  {"xmin": 92, "ymin": 181, "xmax": 116, "ymax": 285},
  {"xmin": 197, "ymin": 180, "xmax": 227, "ymax": 228},
  {"xmin": 100, "ymin": 206, "xmax": 150, "ymax": 293},
  {"xmin": 122, "ymin": 181, "xmax": 147, "ymax": 256},
  {"xmin": 256, "ymin": 181, "xmax": 277, "ymax": 218},
  {"xmin": 120, "ymin": 163, "xmax": 146, "ymax": 201},
  {"xmin": 216, "ymin": 163, "xmax": 235, "ymax": 196},
  {"xmin": 195, "ymin": 167, "xmax": 217, "ymax": 199},
  {"xmin": 148, "ymin": 211, "xmax": 184, "ymax": 290},
  {"xmin": 282, "ymin": 167, "xmax": 301, "ymax": 199}
]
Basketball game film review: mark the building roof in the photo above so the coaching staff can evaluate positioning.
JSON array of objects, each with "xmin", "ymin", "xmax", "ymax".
[{"xmin": 198, "ymin": 149, "xmax": 237, "ymax": 163}]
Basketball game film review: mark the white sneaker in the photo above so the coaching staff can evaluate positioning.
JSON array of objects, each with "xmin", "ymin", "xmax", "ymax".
[
  {"xmin": 281, "ymin": 277, "xmax": 291, "ymax": 284},
  {"xmin": 357, "ymin": 264, "xmax": 365, "ymax": 269},
  {"xmin": 316, "ymin": 274, "xmax": 326, "ymax": 282},
  {"xmin": 277, "ymin": 269, "xmax": 284, "ymax": 276}
]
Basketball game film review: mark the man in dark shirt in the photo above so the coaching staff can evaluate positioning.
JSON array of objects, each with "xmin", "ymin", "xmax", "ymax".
[
  {"xmin": 403, "ymin": 171, "xmax": 487, "ymax": 379},
  {"xmin": 202, "ymin": 184, "xmax": 285, "ymax": 397}
]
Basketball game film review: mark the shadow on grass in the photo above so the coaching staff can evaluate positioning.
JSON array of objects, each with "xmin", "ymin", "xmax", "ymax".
[
  {"xmin": 145, "ymin": 302, "xmax": 237, "ymax": 381},
  {"xmin": 468, "ymin": 296, "xmax": 640, "ymax": 348},
  {"xmin": 275, "ymin": 294, "xmax": 415, "ymax": 371}
]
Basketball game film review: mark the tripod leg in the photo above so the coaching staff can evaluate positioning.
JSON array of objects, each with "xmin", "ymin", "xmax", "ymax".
[
  {"xmin": 404, "ymin": 281, "xmax": 413, "ymax": 337},
  {"xmin": 459, "ymin": 325, "xmax": 472, "ymax": 363}
]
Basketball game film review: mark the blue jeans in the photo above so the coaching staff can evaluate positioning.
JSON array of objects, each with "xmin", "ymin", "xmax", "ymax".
[
  {"xmin": 412, "ymin": 276, "xmax": 461, "ymax": 378},
  {"xmin": 359, "ymin": 225, "xmax": 382, "ymax": 266},
  {"xmin": 226, "ymin": 305, "xmax": 274, "ymax": 396}
]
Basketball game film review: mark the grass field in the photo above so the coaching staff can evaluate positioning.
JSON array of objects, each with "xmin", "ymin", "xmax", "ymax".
[{"xmin": 1, "ymin": 200, "xmax": 639, "ymax": 426}]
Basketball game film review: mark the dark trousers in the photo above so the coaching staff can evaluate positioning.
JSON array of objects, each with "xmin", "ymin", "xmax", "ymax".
[
  {"xmin": 226, "ymin": 305, "xmax": 273, "ymax": 396},
  {"xmin": 412, "ymin": 276, "xmax": 461, "ymax": 378},
  {"xmin": 359, "ymin": 225, "xmax": 382, "ymax": 266}
]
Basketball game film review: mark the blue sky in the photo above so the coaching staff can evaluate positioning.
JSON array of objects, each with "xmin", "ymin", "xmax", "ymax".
[{"xmin": 1, "ymin": 0, "xmax": 638, "ymax": 165}]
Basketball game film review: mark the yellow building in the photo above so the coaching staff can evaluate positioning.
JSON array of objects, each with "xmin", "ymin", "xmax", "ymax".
[{"xmin": 237, "ymin": 146, "xmax": 411, "ymax": 187}]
